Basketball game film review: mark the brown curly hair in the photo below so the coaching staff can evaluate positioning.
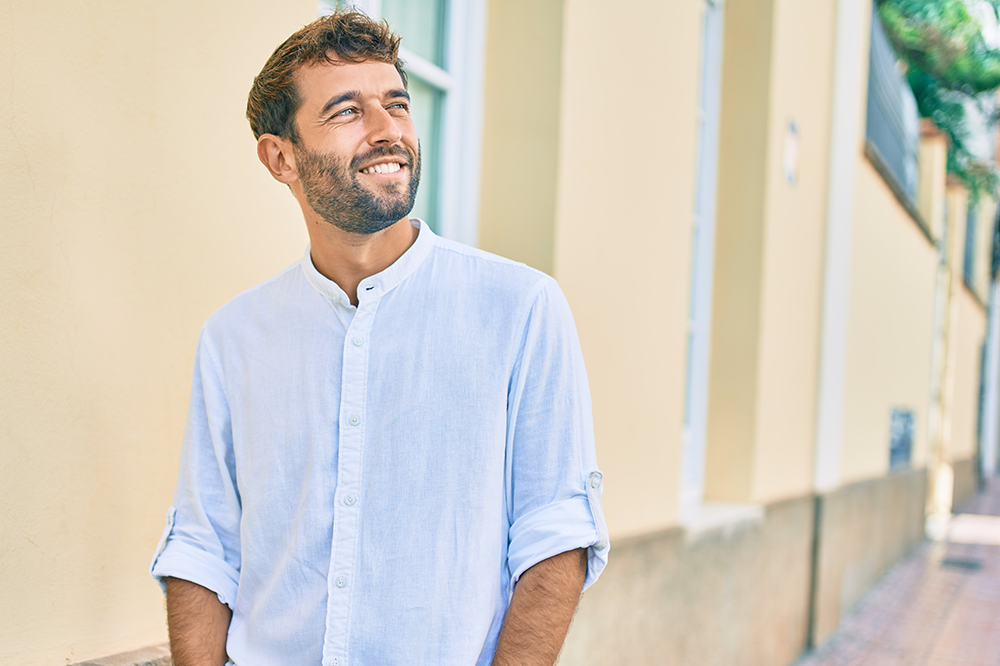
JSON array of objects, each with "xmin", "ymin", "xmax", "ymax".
[{"xmin": 246, "ymin": 11, "xmax": 406, "ymax": 142}]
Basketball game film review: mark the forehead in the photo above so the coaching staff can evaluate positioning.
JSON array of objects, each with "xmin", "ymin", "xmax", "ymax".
[{"xmin": 294, "ymin": 58, "xmax": 405, "ymax": 110}]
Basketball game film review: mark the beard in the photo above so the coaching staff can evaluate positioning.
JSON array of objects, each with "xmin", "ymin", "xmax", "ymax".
[{"xmin": 294, "ymin": 142, "xmax": 421, "ymax": 235}]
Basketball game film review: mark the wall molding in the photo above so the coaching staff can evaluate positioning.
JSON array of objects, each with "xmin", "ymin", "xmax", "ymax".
[{"xmin": 69, "ymin": 643, "xmax": 170, "ymax": 666}]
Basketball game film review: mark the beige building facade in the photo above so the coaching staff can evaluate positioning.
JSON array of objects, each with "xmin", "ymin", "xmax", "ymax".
[{"xmin": 1, "ymin": 0, "xmax": 996, "ymax": 665}]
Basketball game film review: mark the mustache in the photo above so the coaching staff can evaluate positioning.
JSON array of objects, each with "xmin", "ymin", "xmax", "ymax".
[{"xmin": 350, "ymin": 145, "xmax": 413, "ymax": 171}]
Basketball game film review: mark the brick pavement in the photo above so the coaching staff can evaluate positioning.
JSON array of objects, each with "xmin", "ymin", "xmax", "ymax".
[{"xmin": 795, "ymin": 477, "xmax": 1000, "ymax": 666}]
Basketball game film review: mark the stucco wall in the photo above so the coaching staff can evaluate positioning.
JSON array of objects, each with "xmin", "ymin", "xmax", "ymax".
[
  {"xmin": 704, "ymin": 0, "xmax": 776, "ymax": 503},
  {"xmin": 950, "ymin": 288, "xmax": 986, "ymax": 462},
  {"xmin": 549, "ymin": 0, "xmax": 702, "ymax": 536},
  {"xmin": 477, "ymin": 0, "xmax": 565, "ymax": 275},
  {"xmin": 749, "ymin": 0, "xmax": 836, "ymax": 504},
  {"xmin": 972, "ymin": 197, "xmax": 997, "ymax": 301},
  {"xmin": 840, "ymin": 159, "xmax": 938, "ymax": 482},
  {"xmin": 1, "ymin": 2, "xmax": 312, "ymax": 663},
  {"xmin": 562, "ymin": 497, "xmax": 814, "ymax": 666},
  {"xmin": 811, "ymin": 468, "xmax": 927, "ymax": 646},
  {"xmin": 705, "ymin": 0, "xmax": 835, "ymax": 504}
]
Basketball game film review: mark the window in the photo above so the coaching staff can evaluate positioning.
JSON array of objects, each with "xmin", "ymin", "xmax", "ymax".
[
  {"xmin": 680, "ymin": 0, "xmax": 725, "ymax": 518},
  {"xmin": 865, "ymin": 7, "xmax": 920, "ymax": 202},
  {"xmin": 321, "ymin": 0, "xmax": 486, "ymax": 244},
  {"xmin": 965, "ymin": 201, "xmax": 977, "ymax": 288}
]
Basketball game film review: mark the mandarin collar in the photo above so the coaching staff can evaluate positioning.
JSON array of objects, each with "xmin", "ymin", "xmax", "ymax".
[{"xmin": 301, "ymin": 218, "xmax": 435, "ymax": 306}]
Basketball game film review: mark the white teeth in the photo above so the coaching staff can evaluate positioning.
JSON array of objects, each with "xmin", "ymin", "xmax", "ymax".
[{"xmin": 362, "ymin": 162, "xmax": 402, "ymax": 174}]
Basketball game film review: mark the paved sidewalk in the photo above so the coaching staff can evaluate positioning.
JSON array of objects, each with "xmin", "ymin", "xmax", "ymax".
[{"xmin": 795, "ymin": 477, "xmax": 1000, "ymax": 666}]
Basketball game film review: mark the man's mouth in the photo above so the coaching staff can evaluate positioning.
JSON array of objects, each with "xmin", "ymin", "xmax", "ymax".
[{"xmin": 360, "ymin": 162, "xmax": 403, "ymax": 175}]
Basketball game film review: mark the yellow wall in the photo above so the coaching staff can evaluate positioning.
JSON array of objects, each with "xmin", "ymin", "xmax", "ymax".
[
  {"xmin": 950, "ymin": 289, "xmax": 987, "ymax": 461},
  {"xmin": 840, "ymin": 159, "xmax": 938, "ymax": 482},
  {"xmin": 705, "ymin": 0, "xmax": 835, "ymax": 503},
  {"xmin": 551, "ymin": 0, "xmax": 702, "ymax": 536},
  {"xmin": 1, "ymin": 2, "xmax": 312, "ymax": 663},
  {"xmin": 973, "ymin": 197, "xmax": 997, "ymax": 300},
  {"xmin": 917, "ymin": 127, "xmax": 948, "ymax": 241},
  {"xmin": 478, "ymin": 0, "xmax": 565, "ymax": 275},
  {"xmin": 704, "ymin": 0, "xmax": 776, "ymax": 503},
  {"xmin": 750, "ymin": 0, "xmax": 836, "ymax": 504}
]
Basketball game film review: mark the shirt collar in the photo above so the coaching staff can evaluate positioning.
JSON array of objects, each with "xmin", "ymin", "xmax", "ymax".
[{"xmin": 300, "ymin": 218, "xmax": 436, "ymax": 306}]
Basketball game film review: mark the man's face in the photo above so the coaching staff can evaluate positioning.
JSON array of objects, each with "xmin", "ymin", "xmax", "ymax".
[{"xmin": 290, "ymin": 58, "xmax": 420, "ymax": 235}]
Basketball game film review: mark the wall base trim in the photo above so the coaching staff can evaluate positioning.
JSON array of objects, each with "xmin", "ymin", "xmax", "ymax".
[{"xmin": 69, "ymin": 643, "xmax": 170, "ymax": 666}]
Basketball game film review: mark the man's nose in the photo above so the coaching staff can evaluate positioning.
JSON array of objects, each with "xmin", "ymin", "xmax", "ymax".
[{"xmin": 366, "ymin": 106, "xmax": 404, "ymax": 145}]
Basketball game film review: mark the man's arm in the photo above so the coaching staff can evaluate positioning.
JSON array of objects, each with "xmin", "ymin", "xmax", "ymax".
[
  {"xmin": 492, "ymin": 548, "xmax": 588, "ymax": 666},
  {"xmin": 165, "ymin": 577, "xmax": 232, "ymax": 666}
]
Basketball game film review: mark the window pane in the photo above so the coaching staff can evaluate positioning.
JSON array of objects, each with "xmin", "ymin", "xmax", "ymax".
[
  {"xmin": 866, "ymin": 8, "xmax": 919, "ymax": 201},
  {"xmin": 408, "ymin": 76, "xmax": 442, "ymax": 231},
  {"xmin": 381, "ymin": 0, "xmax": 448, "ymax": 68},
  {"xmin": 965, "ymin": 203, "xmax": 977, "ymax": 286}
]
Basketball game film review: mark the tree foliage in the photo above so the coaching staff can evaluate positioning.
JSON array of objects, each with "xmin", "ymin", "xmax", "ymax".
[{"xmin": 876, "ymin": 0, "xmax": 1000, "ymax": 201}]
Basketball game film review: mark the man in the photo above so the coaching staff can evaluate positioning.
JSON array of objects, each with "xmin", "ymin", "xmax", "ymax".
[{"xmin": 150, "ymin": 11, "xmax": 608, "ymax": 666}]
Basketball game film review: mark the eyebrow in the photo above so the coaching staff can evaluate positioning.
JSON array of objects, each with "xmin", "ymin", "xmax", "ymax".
[
  {"xmin": 321, "ymin": 90, "xmax": 360, "ymax": 116},
  {"xmin": 320, "ymin": 89, "xmax": 412, "ymax": 117}
]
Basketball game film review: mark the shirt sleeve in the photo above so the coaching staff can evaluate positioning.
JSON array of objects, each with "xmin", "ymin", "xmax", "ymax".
[
  {"xmin": 149, "ymin": 329, "xmax": 242, "ymax": 609},
  {"xmin": 505, "ymin": 278, "xmax": 609, "ymax": 592}
]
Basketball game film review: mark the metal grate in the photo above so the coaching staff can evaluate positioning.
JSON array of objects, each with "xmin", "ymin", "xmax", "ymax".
[
  {"xmin": 940, "ymin": 557, "xmax": 983, "ymax": 571},
  {"xmin": 866, "ymin": 8, "xmax": 920, "ymax": 202}
]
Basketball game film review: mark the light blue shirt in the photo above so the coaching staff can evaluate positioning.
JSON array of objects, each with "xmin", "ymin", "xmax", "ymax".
[{"xmin": 151, "ymin": 220, "xmax": 609, "ymax": 666}]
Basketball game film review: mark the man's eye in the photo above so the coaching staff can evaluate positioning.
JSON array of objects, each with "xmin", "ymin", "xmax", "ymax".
[
  {"xmin": 334, "ymin": 107, "xmax": 357, "ymax": 117},
  {"xmin": 388, "ymin": 102, "xmax": 409, "ymax": 111}
]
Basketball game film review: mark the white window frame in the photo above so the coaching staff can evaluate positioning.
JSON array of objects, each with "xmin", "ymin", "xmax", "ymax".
[
  {"xmin": 681, "ymin": 0, "xmax": 725, "ymax": 520},
  {"xmin": 318, "ymin": 0, "xmax": 486, "ymax": 246}
]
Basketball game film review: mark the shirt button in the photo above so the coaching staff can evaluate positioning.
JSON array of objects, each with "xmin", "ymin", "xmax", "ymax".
[
  {"xmin": 344, "ymin": 495, "xmax": 356, "ymax": 506},
  {"xmin": 352, "ymin": 336, "xmax": 364, "ymax": 347},
  {"xmin": 336, "ymin": 576, "xmax": 347, "ymax": 588},
  {"xmin": 590, "ymin": 476, "xmax": 601, "ymax": 488},
  {"xmin": 348, "ymin": 414, "xmax": 361, "ymax": 426}
]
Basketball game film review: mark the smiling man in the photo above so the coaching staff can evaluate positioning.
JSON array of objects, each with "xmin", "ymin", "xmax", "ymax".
[{"xmin": 150, "ymin": 11, "xmax": 608, "ymax": 666}]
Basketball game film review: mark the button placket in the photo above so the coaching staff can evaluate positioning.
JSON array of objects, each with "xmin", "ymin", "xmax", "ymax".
[{"xmin": 322, "ymin": 289, "xmax": 378, "ymax": 666}]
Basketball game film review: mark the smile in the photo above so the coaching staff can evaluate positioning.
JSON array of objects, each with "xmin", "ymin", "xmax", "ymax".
[{"xmin": 360, "ymin": 162, "xmax": 402, "ymax": 175}]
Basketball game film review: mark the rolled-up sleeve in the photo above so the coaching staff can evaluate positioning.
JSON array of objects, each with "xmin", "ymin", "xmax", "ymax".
[
  {"xmin": 505, "ymin": 279, "xmax": 609, "ymax": 591},
  {"xmin": 150, "ymin": 330, "xmax": 242, "ymax": 608}
]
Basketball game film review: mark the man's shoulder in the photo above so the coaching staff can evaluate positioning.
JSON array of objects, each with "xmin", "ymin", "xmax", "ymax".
[
  {"xmin": 426, "ymin": 234, "xmax": 557, "ymax": 297},
  {"xmin": 202, "ymin": 259, "xmax": 306, "ymax": 333}
]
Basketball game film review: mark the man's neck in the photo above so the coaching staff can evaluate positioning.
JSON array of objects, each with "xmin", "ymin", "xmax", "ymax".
[{"xmin": 307, "ymin": 216, "xmax": 419, "ymax": 306}]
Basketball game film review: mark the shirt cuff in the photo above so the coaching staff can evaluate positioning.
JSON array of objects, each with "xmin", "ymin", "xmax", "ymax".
[
  {"xmin": 149, "ymin": 507, "xmax": 240, "ymax": 609},
  {"xmin": 508, "ymin": 472, "xmax": 610, "ymax": 593}
]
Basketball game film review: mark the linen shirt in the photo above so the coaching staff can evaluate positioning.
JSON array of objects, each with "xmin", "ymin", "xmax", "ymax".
[{"xmin": 150, "ymin": 220, "xmax": 609, "ymax": 666}]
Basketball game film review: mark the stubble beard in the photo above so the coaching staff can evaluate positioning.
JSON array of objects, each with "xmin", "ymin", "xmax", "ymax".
[{"xmin": 295, "ymin": 142, "xmax": 421, "ymax": 236}]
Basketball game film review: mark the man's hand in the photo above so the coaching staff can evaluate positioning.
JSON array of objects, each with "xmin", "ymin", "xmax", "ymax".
[
  {"xmin": 165, "ymin": 577, "xmax": 232, "ymax": 666},
  {"xmin": 492, "ymin": 548, "xmax": 588, "ymax": 666}
]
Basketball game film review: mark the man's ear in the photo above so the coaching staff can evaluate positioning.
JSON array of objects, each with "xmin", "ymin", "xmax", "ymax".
[{"xmin": 257, "ymin": 134, "xmax": 298, "ymax": 184}]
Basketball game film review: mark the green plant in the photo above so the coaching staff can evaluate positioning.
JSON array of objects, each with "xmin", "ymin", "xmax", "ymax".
[{"xmin": 876, "ymin": 0, "xmax": 1000, "ymax": 201}]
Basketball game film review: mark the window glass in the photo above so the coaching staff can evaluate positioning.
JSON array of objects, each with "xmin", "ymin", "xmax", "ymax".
[
  {"xmin": 965, "ymin": 203, "xmax": 978, "ymax": 287},
  {"xmin": 407, "ymin": 77, "xmax": 442, "ymax": 228},
  {"xmin": 381, "ymin": 0, "xmax": 448, "ymax": 67},
  {"xmin": 866, "ymin": 7, "xmax": 920, "ymax": 201},
  {"xmin": 324, "ymin": 0, "xmax": 477, "ymax": 240}
]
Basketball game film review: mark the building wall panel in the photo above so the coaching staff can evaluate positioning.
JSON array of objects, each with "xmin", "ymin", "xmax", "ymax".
[
  {"xmin": 562, "ymin": 497, "xmax": 814, "ymax": 666},
  {"xmin": 840, "ymin": 159, "xmax": 938, "ymax": 482},
  {"xmin": 750, "ymin": 0, "xmax": 837, "ymax": 504},
  {"xmin": 0, "ymin": 2, "xmax": 313, "ymax": 663},
  {"xmin": 950, "ymin": 288, "xmax": 987, "ymax": 462},
  {"xmin": 811, "ymin": 468, "xmax": 927, "ymax": 646},
  {"xmin": 552, "ymin": 0, "xmax": 702, "ymax": 535}
]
